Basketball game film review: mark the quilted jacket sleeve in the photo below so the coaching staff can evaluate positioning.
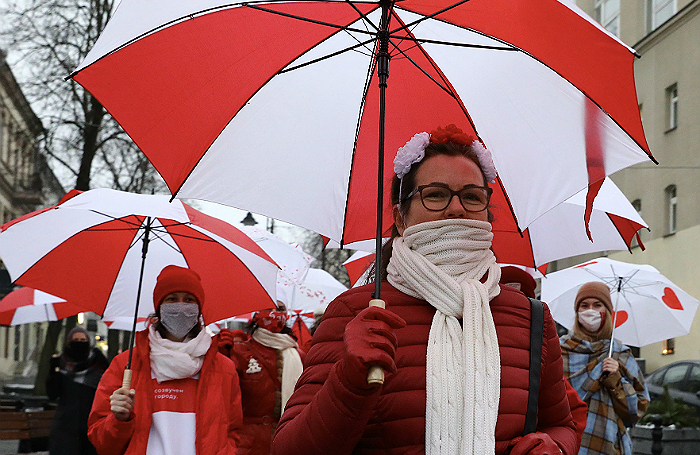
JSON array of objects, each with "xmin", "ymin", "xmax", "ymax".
[
  {"xmin": 534, "ymin": 305, "xmax": 577, "ymax": 455},
  {"xmin": 87, "ymin": 353, "xmax": 136, "ymax": 455},
  {"xmin": 271, "ymin": 296, "xmax": 382, "ymax": 455}
]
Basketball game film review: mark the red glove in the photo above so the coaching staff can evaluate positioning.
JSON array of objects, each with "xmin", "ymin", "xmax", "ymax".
[
  {"xmin": 217, "ymin": 329, "xmax": 234, "ymax": 356},
  {"xmin": 337, "ymin": 306, "xmax": 406, "ymax": 390},
  {"xmin": 509, "ymin": 432, "xmax": 563, "ymax": 455}
]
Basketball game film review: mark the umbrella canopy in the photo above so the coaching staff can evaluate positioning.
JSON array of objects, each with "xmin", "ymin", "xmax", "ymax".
[
  {"xmin": 0, "ymin": 189, "xmax": 279, "ymax": 325},
  {"xmin": 286, "ymin": 268, "xmax": 348, "ymax": 314},
  {"xmin": 0, "ymin": 287, "xmax": 85, "ymax": 326},
  {"xmin": 540, "ymin": 257, "xmax": 700, "ymax": 347},
  {"xmin": 240, "ymin": 226, "xmax": 314, "ymax": 285},
  {"xmin": 343, "ymin": 251, "xmax": 374, "ymax": 287},
  {"xmin": 70, "ymin": 0, "xmax": 654, "ymax": 262},
  {"xmin": 341, "ymin": 178, "xmax": 647, "ymax": 271},
  {"xmin": 103, "ymin": 317, "xmax": 149, "ymax": 332}
]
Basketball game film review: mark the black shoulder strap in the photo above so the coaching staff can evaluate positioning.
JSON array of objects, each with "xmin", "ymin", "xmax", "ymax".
[{"xmin": 524, "ymin": 297, "xmax": 545, "ymax": 435}]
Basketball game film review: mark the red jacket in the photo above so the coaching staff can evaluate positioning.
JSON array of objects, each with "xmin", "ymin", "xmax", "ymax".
[
  {"xmin": 230, "ymin": 337, "xmax": 306, "ymax": 455},
  {"xmin": 272, "ymin": 283, "xmax": 577, "ymax": 455},
  {"xmin": 88, "ymin": 331, "xmax": 243, "ymax": 455}
]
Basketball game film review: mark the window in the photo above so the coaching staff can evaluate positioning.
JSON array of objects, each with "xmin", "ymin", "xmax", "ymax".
[
  {"xmin": 665, "ymin": 185, "xmax": 677, "ymax": 235},
  {"xmin": 686, "ymin": 365, "xmax": 700, "ymax": 394},
  {"xmin": 595, "ymin": 0, "xmax": 620, "ymax": 36},
  {"xmin": 662, "ymin": 337, "xmax": 676, "ymax": 355},
  {"xmin": 665, "ymin": 84, "xmax": 678, "ymax": 131},
  {"xmin": 647, "ymin": 0, "xmax": 677, "ymax": 31}
]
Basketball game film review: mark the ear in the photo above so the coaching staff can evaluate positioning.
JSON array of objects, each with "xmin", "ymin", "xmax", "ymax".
[{"xmin": 392, "ymin": 205, "xmax": 406, "ymax": 236}]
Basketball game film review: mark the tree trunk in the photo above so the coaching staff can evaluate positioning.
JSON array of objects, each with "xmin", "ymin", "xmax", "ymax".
[
  {"xmin": 107, "ymin": 329, "xmax": 120, "ymax": 362},
  {"xmin": 32, "ymin": 320, "xmax": 62, "ymax": 396}
]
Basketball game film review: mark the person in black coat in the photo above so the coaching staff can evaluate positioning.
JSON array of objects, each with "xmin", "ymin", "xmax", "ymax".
[{"xmin": 46, "ymin": 326, "xmax": 109, "ymax": 455}]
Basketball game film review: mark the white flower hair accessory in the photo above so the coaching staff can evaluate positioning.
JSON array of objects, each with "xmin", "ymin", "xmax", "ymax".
[
  {"xmin": 393, "ymin": 132, "xmax": 430, "ymax": 179},
  {"xmin": 471, "ymin": 141, "xmax": 497, "ymax": 183}
]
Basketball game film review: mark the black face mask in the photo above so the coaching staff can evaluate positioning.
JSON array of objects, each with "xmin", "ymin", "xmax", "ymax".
[{"xmin": 65, "ymin": 340, "xmax": 90, "ymax": 361}]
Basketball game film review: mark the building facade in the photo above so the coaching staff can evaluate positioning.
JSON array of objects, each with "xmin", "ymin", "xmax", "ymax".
[
  {"xmin": 562, "ymin": 0, "xmax": 700, "ymax": 373},
  {"xmin": 0, "ymin": 50, "xmax": 65, "ymax": 385}
]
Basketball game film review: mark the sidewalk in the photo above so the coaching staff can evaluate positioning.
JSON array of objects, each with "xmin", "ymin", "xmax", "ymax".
[{"xmin": 0, "ymin": 439, "xmax": 46, "ymax": 455}]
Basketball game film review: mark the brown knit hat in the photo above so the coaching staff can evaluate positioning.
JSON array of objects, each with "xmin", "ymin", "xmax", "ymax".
[{"xmin": 575, "ymin": 281, "xmax": 613, "ymax": 313}]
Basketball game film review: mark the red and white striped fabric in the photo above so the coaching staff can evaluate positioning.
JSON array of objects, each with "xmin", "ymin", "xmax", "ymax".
[
  {"xmin": 0, "ymin": 287, "xmax": 84, "ymax": 326},
  {"xmin": 340, "ymin": 179, "xmax": 647, "ymax": 273},
  {"xmin": 0, "ymin": 189, "xmax": 279, "ymax": 325},
  {"xmin": 70, "ymin": 0, "xmax": 653, "ymax": 263}
]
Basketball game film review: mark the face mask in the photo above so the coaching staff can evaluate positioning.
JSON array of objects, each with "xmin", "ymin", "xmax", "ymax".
[
  {"xmin": 253, "ymin": 310, "xmax": 288, "ymax": 333},
  {"xmin": 66, "ymin": 340, "xmax": 90, "ymax": 361},
  {"xmin": 578, "ymin": 309, "xmax": 603, "ymax": 332},
  {"xmin": 160, "ymin": 302, "xmax": 200, "ymax": 339}
]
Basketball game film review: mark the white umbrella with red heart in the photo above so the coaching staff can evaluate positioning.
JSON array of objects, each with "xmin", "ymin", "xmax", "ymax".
[{"xmin": 540, "ymin": 257, "xmax": 699, "ymax": 348}]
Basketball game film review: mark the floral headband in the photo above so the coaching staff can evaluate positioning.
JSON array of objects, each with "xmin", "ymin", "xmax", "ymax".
[{"xmin": 392, "ymin": 124, "xmax": 497, "ymax": 183}]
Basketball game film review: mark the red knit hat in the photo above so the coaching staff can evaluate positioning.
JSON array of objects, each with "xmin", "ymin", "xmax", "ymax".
[
  {"xmin": 500, "ymin": 266, "xmax": 537, "ymax": 299},
  {"xmin": 153, "ymin": 265, "xmax": 205, "ymax": 310}
]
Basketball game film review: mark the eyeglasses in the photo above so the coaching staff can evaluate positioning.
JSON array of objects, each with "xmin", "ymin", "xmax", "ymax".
[{"xmin": 404, "ymin": 183, "xmax": 492, "ymax": 212}]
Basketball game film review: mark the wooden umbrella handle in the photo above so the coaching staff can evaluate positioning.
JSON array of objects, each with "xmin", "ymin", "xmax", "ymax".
[
  {"xmin": 122, "ymin": 369, "xmax": 132, "ymax": 390},
  {"xmin": 366, "ymin": 299, "xmax": 386, "ymax": 385}
]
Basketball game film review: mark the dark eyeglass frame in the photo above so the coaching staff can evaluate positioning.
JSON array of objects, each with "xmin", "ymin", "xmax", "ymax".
[{"xmin": 403, "ymin": 183, "xmax": 493, "ymax": 212}]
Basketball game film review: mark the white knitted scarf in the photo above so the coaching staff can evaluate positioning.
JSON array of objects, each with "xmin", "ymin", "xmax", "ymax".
[
  {"xmin": 387, "ymin": 219, "xmax": 502, "ymax": 455},
  {"xmin": 252, "ymin": 328, "xmax": 303, "ymax": 409},
  {"xmin": 148, "ymin": 325, "xmax": 211, "ymax": 383}
]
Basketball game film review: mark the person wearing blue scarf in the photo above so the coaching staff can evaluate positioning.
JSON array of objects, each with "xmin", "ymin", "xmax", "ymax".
[{"xmin": 560, "ymin": 281, "xmax": 649, "ymax": 455}]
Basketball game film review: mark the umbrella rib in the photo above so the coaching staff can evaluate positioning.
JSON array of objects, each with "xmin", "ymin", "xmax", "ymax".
[
  {"xmin": 279, "ymin": 38, "xmax": 376, "ymax": 74},
  {"xmin": 243, "ymin": 2, "xmax": 379, "ymax": 37}
]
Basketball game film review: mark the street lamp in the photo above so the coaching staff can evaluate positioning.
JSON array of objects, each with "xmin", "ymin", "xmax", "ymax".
[{"xmin": 241, "ymin": 212, "xmax": 258, "ymax": 226}]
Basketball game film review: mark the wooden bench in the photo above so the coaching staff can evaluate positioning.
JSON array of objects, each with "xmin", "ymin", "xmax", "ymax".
[{"xmin": 0, "ymin": 410, "xmax": 55, "ymax": 440}]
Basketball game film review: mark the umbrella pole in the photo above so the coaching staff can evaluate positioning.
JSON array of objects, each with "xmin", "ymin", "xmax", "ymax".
[
  {"xmin": 367, "ymin": 0, "xmax": 391, "ymax": 386},
  {"xmin": 608, "ymin": 276, "xmax": 623, "ymax": 358},
  {"xmin": 123, "ymin": 217, "xmax": 152, "ymax": 389}
]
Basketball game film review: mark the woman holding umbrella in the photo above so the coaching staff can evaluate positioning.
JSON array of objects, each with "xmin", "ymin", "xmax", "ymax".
[
  {"xmin": 560, "ymin": 281, "xmax": 649, "ymax": 455},
  {"xmin": 87, "ymin": 265, "xmax": 243, "ymax": 455},
  {"xmin": 47, "ymin": 326, "xmax": 109, "ymax": 455},
  {"xmin": 272, "ymin": 125, "xmax": 576, "ymax": 454}
]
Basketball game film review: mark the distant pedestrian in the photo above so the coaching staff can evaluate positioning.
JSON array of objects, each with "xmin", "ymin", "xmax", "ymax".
[
  {"xmin": 219, "ymin": 308, "xmax": 304, "ymax": 455},
  {"xmin": 47, "ymin": 326, "xmax": 108, "ymax": 455},
  {"xmin": 560, "ymin": 281, "xmax": 649, "ymax": 455}
]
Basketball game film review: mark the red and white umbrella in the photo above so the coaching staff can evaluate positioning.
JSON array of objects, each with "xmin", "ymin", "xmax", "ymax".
[
  {"xmin": 286, "ymin": 268, "xmax": 347, "ymax": 314},
  {"xmin": 540, "ymin": 257, "xmax": 700, "ymax": 348},
  {"xmin": 0, "ymin": 189, "xmax": 279, "ymax": 327},
  {"xmin": 241, "ymin": 226, "xmax": 314, "ymax": 285},
  {"xmin": 0, "ymin": 287, "xmax": 85, "ymax": 326},
  {"xmin": 341, "ymin": 178, "xmax": 647, "ymax": 273},
  {"xmin": 70, "ymin": 0, "xmax": 655, "ymax": 293},
  {"xmin": 343, "ymin": 251, "xmax": 375, "ymax": 287},
  {"xmin": 103, "ymin": 317, "xmax": 149, "ymax": 332}
]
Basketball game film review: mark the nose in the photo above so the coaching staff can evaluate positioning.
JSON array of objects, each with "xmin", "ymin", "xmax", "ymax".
[{"xmin": 445, "ymin": 193, "xmax": 467, "ymax": 217}]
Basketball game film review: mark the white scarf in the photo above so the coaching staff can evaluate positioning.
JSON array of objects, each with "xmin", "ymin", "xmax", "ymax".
[
  {"xmin": 387, "ymin": 219, "xmax": 502, "ymax": 455},
  {"xmin": 148, "ymin": 325, "xmax": 211, "ymax": 383},
  {"xmin": 252, "ymin": 328, "xmax": 303, "ymax": 409}
]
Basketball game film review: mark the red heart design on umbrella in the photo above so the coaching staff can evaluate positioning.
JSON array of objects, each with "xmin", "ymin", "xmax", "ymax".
[
  {"xmin": 613, "ymin": 310, "xmax": 628, "ymax": 328},
  {"xmin": 662, "ymin": 287, "xmax": 684, "ymax": 310}
]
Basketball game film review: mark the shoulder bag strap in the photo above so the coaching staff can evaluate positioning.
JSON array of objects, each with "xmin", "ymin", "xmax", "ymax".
[{"xmin": 524, "ymin": 297, "xmax": 545, "ymax": 435}]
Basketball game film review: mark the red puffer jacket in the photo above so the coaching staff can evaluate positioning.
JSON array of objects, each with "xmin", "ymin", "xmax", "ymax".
[
  {"xmin": 230, "ymin": 338, "xmax": 305, "ymax": 455},
  {"xmin": 87, "ymin": 330, "xmax": 243, "ymax": 455},
  {"xmin": 272, "ymin": 282, "xmax": 576, "ymax": 455}
]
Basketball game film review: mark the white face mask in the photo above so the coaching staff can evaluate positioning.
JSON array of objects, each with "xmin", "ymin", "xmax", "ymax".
[
  {"xmin": 160, "ymin": 302, "xmax": 200, "ymax": 339},
  {"xmin": 578, "ymin": 309, "xmax": 603, "ymax": 332}
]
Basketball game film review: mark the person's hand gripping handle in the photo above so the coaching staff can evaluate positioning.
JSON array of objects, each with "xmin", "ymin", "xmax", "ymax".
[
  {"xmin": 367, "ymin": 299, "xmax": 387, "ymax": 385},
  {"xmin": 339, "ymin": 302, "xmax": 405, "ymax": 389}
]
